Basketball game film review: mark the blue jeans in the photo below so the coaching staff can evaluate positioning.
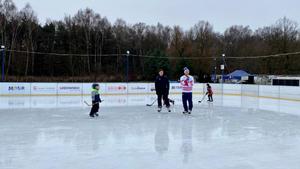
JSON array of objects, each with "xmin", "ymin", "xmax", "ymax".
[{"xmin": 182, "ymin": 93, "xmax": 193, "ymax": 112}]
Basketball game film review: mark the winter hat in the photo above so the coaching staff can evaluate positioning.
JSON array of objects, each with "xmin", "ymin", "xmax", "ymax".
[
  {"xmin": 92, "ymin": 83, "xmax": 99, "ymax": 89},
  {"xmin": 183, "ymin": 67, "xmax": 189, "ymax": 72}
]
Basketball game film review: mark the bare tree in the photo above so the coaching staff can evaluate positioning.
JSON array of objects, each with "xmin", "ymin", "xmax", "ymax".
[{"xmin": 20, "ymin": 3, "xmax": 38, "ymax": 77}]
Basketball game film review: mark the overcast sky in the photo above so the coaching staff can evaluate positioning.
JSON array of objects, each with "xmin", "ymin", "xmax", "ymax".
[{"xmin": 13, "ymin": 0, "xmax": 299, "ymax": 32}]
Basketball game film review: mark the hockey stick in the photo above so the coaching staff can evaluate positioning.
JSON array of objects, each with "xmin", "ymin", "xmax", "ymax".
[
  {"xmin": 198, "ymin": 94, "xmax": 207, "ymax": 103},
  {"xmin": 146, "ymin": 99, "xmax": 157, "ymax": 106},
  {"xmin": 84, "ymin": 100, "xmax": 103, "ymax": 107}
]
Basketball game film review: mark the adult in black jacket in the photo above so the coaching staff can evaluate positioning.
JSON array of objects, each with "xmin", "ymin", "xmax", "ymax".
[{"xmin": 155, "ymin": 69, "xmax": 170, "ymax": 112}]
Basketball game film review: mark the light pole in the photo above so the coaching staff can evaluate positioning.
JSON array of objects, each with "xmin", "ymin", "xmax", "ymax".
[
  {"xmin": 221, "ymin": 54, "xmax": 225, "ymax": 83},
  {"xmin": 1, "ymin": 45, "xmax": 5, "ymax": 82},
  {"xmin": 126, "ymin": 50, "xmax": 130, "ymax": 83}
]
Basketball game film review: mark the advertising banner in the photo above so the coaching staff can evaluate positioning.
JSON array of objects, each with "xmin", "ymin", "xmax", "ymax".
[
  {"xmin": 128, "ymin": 83, "xmax": 149, "ymax": 94},
  {"xmin": 0, "ymin": 83, "xmax": 31, "ymax": 95},
  {"xmin": 57, "ymin": 83, "xmax": 82, "ymax": 95},
  {"xmin": 31, "ymin": 83, "xmax": 57, "ymax": 95},
  {"xmin": 169, "ymin": 83, "xmax": 182, "ymax": 94},
  {"xmin": 105, "ymin": 83, "xmax": 127, "ymax": 94}
]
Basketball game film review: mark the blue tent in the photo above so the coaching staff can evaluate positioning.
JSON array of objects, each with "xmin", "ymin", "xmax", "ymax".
[{"xmin": 225, "ymin": 70, "xmax": 251, "ymax": 80}]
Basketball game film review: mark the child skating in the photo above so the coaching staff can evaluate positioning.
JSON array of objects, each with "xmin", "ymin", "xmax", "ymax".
[
  {"xmin": 89, "ymin": 83, "xmax": 102, "ymax": 118},
  {"xmin": 206, "ymin": 83, "xmax": 213, "ymax": 102}
]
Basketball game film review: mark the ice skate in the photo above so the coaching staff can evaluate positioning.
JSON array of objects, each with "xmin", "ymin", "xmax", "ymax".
[
  {"xmin": 170, "ymin": 100, "xmax": 175, "ymax": 105},
  {"xmin": 158, "ymin": 107, "xmax": 162, "ymax": 112}
]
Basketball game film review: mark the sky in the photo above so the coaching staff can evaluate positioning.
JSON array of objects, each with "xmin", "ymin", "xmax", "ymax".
[{"xmin": 13, "ymin": 0, "xmax": 300, "ymax": 32}]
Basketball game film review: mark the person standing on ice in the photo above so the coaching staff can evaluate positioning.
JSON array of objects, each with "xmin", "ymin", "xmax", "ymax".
[
  {"xmin": 180, "ymin": 67, "xmax": 194, "ymax": 114},
  {"xmin": 155, "ymin": 69, "xmax": 171, "ymax": 112},
  {"xmin": 206, "ymin": 83, "xmax": 213, "ymax": 102},
  {"xmin": 90, "ymin": 83, "xmax": 102, "ymax": 118}
]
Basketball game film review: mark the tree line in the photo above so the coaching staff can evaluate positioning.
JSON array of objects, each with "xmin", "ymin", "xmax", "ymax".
[{"xmin": 1, "ymin": 0, "xmax": 300, "ymax": 82}]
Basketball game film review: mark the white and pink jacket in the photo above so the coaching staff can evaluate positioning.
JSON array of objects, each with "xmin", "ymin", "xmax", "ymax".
[{"xmin": 180, "ymin": 75, "xmax": 194, "ymax": 93}]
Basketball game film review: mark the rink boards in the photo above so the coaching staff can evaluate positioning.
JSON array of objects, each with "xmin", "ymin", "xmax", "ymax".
[{"xmin": 0, "ymin": 82, "xmax": 300, "ymax": 101}]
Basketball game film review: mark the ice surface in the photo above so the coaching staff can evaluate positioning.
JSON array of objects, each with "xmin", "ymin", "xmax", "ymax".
[{"xmin": 1, "ymin": 94, "xmax": 300, "ymax": 169}]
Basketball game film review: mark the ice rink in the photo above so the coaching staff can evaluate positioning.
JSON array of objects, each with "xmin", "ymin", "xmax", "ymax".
[{"xmin": 1, "ymin": 94, "xmax": 300, "ymax": 169}]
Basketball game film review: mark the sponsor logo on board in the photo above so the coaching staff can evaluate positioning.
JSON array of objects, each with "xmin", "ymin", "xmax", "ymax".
[
  {"xmin": 107, "ymin": 86, "xmax": 127, "ymax": 91},
  {"xmin": 8, "ymin": 86, "xmax": 25, "ymax": 91}
]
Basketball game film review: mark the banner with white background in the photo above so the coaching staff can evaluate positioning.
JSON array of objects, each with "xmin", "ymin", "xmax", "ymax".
[
  {"xmin": 57, "ymin": 83, "xmax": 82, "ymax": 95},
  {"xmin": 0, "ymin": 83, "xmax": 31, "ymax": 95},
  {"xmin": 128, "ymin": 83, "xmax": 149, "ymax": 94},
  {"xmin": 0, "ymin": 83, "xmax": 299, "ymax": 102},
  {"xmin": 31, "ymin": 83, "xmax": 57, "ymax": 95},
  {"xmin": 105, "ymin": 83, "xmax": 128, "ymax": 94}
]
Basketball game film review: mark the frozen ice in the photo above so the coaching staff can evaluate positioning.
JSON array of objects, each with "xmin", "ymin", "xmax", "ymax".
[{"xmin": 1, "ymin": 94, "xmax": 300, "ymax": 169}]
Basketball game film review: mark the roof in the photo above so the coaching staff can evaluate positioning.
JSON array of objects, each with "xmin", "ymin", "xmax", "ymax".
[{"xmin": 227, "ymin": 70, "xmax": 250, "ymax": 77}]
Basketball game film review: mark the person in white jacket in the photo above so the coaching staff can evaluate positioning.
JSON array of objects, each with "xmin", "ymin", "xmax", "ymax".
[{"xmin": 180, "ymin": 67, "xmax": 194, "ymax": 114}]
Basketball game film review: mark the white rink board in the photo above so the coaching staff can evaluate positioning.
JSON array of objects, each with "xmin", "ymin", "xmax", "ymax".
[
  {"xmin": 31, "ymin": 83, "xmax": 57, "ymax": 95},
  {"xmin": 223, "ymin": 84, "xmax": 241, "ymax": 95},
  {"xmin": 148, "ymin": 83, "xmax": 156, "ymax": 94},
  {"xmin": 0, "ymin": 83, "xmax": 300, "ymax": 102},
  {"xmin": 0, "ymin": 82, "xmax": 31, "ymax": 95},
  {"xmin": 105, "ymin": 83, "xmax": 128, "ymax": 94},
  {"xmin": 259, "ymin": 85, "xmax": 279, "ymax": 98},
  {"xmin": 169, "ymin": 83, "xmax": 182, "ymax": 93},
  {"xmin": 57, "ymin": 83, "xmax": 83, "ymax": 95},
  {"xmin": 193, "ymin": 83, "xmax": 204, "ymax": 93},
  {"xmin": 210, "ymin": 83, "xmax": 223, "ymax": 94},
  {"xmin": 128, "ymin": 83, "xmax": 149, "ymax": 94},
  {"xmin": 242, "ymin": 84, "xmax": 259, "ymax": 96},
  {"xmin": 280, "ymin": 86, "xmax": 300, "ymax": 100}
]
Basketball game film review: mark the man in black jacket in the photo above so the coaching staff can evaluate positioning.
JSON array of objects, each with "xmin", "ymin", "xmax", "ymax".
[{"xmin": 155, "ymin": 69, "xmax": 171, "ymax": 112}]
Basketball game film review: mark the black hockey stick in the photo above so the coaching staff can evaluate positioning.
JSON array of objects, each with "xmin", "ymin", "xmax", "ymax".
[
  {"xmin": 84, "ymin": 100, "xmax": 103, "ymax": 107},
  {"xmin": 146, "ymin": 99, "xmax": 157, "ymax": 106},
  {"xmin": 198, "ymin": 94, "xmax": 207, "ymax": 103}
]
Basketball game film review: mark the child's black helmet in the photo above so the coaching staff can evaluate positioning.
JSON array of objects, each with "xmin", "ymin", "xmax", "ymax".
[{"xmin": 92, "ymin": 83, "xmax": 99, "ymax": 89}]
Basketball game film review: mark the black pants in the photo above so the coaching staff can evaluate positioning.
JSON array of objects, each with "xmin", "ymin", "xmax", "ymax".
[
  {"xmin": 157, "ymin": 93, "xmax": 170, "ymax": 108},
  {"xmin": 208, "ymin": 94, "xmax": 213, "ymax": 101},
  {"xmin": 90, "ymin": 102, "xmax": 99, "ymax": 116},
  {"xmin": 182, "ymin": 93, "xmax": 193, "ymax": 112}
]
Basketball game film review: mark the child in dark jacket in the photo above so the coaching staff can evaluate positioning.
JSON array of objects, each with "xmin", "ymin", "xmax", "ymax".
[
  {"xmin": 90, "ymin": 83, "xmax": 102, "ymax": 117},
  {"xmin": 206, "ymin": 83, "xmax": 213, "ymax": 102}
]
